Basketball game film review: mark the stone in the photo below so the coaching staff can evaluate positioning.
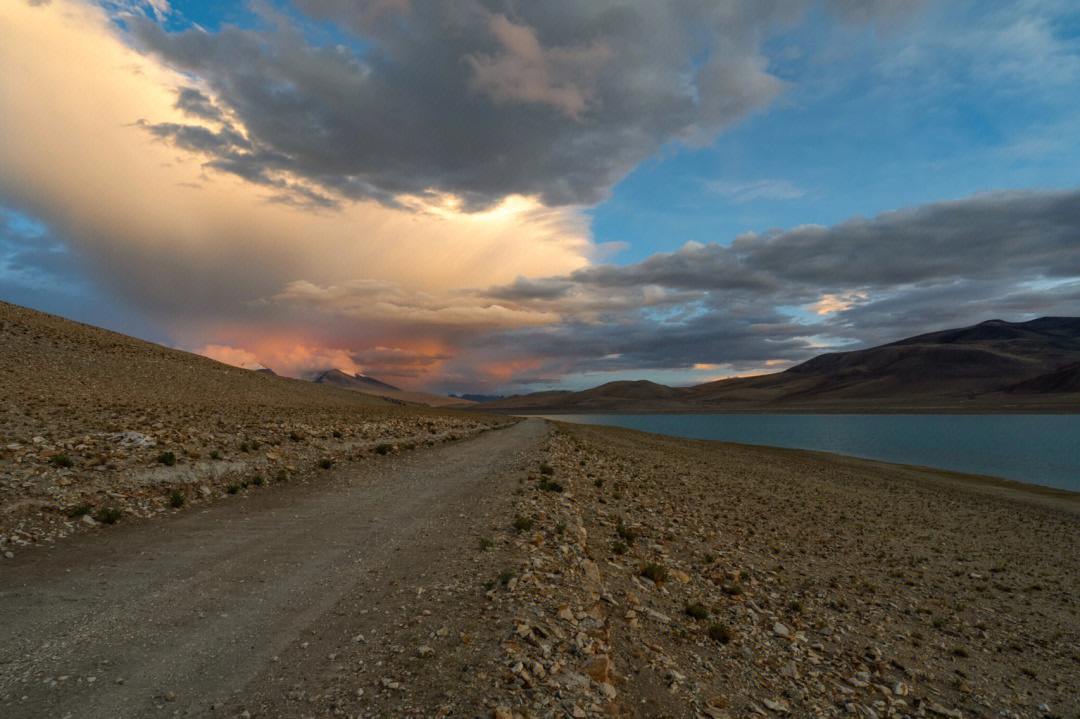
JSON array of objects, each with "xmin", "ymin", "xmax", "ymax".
[
  {"xmin": 582, "ymin": 559, "xmax": 602, "ymax": 594},
  {"xmin": 417, "ymin": 645, "xmax": 435, "ymax": 658},
  {"xmin": 762, "ymin": 698, "xmax": 791, "ymax": 714},
  {"xmin": 773, "ymin": 622, "xmax": 790, "ymax": 637}
]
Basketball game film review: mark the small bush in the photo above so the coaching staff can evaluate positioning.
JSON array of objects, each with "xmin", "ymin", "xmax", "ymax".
[
  {"xmin": 52, "ymin": 454, "xmax": 74, "ymax": 468},
  {"xmin": 249, "ymin": 440, "xmax": 261, "ymax": 451},
  {"xmin": 239, "ymin": 441, "xmax": 250, "ymax": 452},
  {"xmin": 640, "ymin": 563, "xmax": 668, "ymax": 584},
  {"xmin": 555, "ymin": 521, "xmax": 567, "ymax": 535},
  {"xmin": 289, "ymin": 430, "xmax": 302, "ymax": 441},
  {"xmin": 251, "ymin": 474, "xmax": 264, "ymax": 486},
  {"xmin": 612, "ymin": 540, "xmax": 628, "ymax": 555},
  {"xmin": 498, "ymin": 570, "xmax": 514, "ymax": 586},
  {"xmin": 479, "ymin": 537, "xmax": 493, "ymax": 550},
  {"xmin": 616, "ymin": 523, "xmax": 637, "ymax": 543},
  {"xmin": 318, "ymin": 458, "xmax": 333, "ymax": 469},
  {"xmin": 158, "ymin": 451, "xmax": 177, "ymax": 467},
  {"xmin": 702, "ymin": 553, "xmax": 716, "ymax": 564},
  {"xmin": 593, "ymin": 478, "xmax": 603, "ymax": 488},
  {"xmin": 68, "ymin": 504, "xmax": 92, "ymax": 518},
  {"xmin": 684, "ymin": 602, "xmax": 709, "ymax": 621},
  {"xmin": 375, "ymin": 444, "xmax": 392, "ymax": 455},
  {"xmin": 722, "ymin": 584, "xmax": 743, "ymax": 596},
  {"xmin": 788, "ymin": 599, "xmax": 803, "ymax": 613},
  {"xmin": 274, "ymin": 469, "xmax": 288, "ymax": 483},
  {"xmin": 538, "ymin": 479, "xmax": 564, "ymax": 492},
  {"xmin": 539, "ymin": 463, "xmax": 554, "ymax": 475},
  {"xmin": 332, "ymin": 429, "xmax": 343, "ymax": 439},
  {"xmin": 95, "ymin": 507, "xmax": 122, "ymax": 524},
  {"xmin": 226, "ymin": 484, "xmax": 240, "ymax": 494},
  {"xmin": 707, "ymin": 622, "xmax": 732, "ymax": 643},
  {"xmin": 169, "ymin": 491, "xmax": 185, "ymax": 508},
  {"xmin": 209, "ymin": 450, "xmax": 221, "ymax": 460},
  {"xmin": 512, "ymin": 516, "xmax": 534, "ymax": 533},
  {"xmin": 951, "ymin": 646, "xmax": 969, "ymax": 658}
]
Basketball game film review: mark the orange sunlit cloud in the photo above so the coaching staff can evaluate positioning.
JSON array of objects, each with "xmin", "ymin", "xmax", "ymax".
[{"xmin": 0, "ymin": 0, "xmax": 596, "ymax": 383}]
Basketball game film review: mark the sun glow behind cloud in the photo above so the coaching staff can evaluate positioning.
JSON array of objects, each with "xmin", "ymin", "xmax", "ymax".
[{"xmin": 0, "ymin": 0, "xmax": 594, "ymax": 385}]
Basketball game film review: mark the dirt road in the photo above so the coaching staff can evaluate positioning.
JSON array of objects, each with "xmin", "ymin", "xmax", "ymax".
[{"xmin": 0, "ymin": 418, "xmax": 548, "ymax": 718}]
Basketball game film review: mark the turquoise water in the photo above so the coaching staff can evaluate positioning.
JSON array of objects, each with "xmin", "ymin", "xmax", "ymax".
[{"xmin": 543, "ymin": 414, "xmax": 1080, "ymax": 492}]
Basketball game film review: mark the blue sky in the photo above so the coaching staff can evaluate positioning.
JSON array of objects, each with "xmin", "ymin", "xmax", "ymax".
[{"xmin": 2, "ymin": 0, "xmax": 1080, "ymax": 392}]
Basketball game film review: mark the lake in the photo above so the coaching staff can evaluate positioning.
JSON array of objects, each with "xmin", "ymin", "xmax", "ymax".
[{"xmin": 542, "ymin": 414, "xmax": 1080, "ymax": 492}]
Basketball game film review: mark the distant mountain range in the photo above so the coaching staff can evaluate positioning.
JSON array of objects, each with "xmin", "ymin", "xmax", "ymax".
[
  {"xmin": 306, "ymin": 369, "xmax": 472, "ymax": 408},
  {"xmin": 478, "ymin": 317, "xmax": 1080, "ymax": 413}
]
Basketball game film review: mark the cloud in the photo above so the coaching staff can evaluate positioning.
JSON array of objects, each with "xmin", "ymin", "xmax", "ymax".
[
  {"xmin": 123, "ymin": 1, "xmax": 906, "ymax": 208},
  {"xmin": 466, "ymin": 14, "xmax": 613, "ymax": 120},
  {"xmin": 706, "ymin": 178, "xmax": 806, "ymax": 202},
  {"xmin": 0, "ymin": 0, "xmax": 594, "ymax": 384},
  {"xmin": 449, "ymin": 185, "xmax": 1080, "ymax": 391}
]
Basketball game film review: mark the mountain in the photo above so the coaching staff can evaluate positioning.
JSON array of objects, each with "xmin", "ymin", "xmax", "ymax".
[
  {"xmin": 479, "ymin": 317, "xmax": 1080, "ymax": 413},
  {"xmin": 310, "ymin": 369, "xmax": 401, "ymax": 392},
  {"xmin": 308, "ymin": 369, "xmax": 473, "ymax": 408},
  {"xmin": 240, "ymin": 362, "xmax": 276, "ymax": 375},
  {"xmin": 449, "ymin": 393, "xmax": 508, "ymax": 403}
]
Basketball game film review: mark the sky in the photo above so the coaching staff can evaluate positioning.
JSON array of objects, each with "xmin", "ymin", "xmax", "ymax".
[{"xmin": 2, "ymin": 0, "xmax": 1080, "ymax": 394}]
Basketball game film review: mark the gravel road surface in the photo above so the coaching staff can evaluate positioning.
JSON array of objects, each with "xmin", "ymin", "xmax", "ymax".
[{"xmin": 0, "ymin": 418, "xmax": 548, "ymax": 718}]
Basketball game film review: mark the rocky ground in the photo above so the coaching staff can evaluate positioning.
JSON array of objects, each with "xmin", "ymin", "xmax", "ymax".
[{"xmin": 470, "ymin": 423, "xmax": 1080, "ymax": 719}]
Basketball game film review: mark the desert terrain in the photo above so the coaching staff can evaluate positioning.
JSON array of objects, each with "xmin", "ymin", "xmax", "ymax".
[{"xmin": 2, "ymin": 302, "xmax": 1078, "ymax": 718}]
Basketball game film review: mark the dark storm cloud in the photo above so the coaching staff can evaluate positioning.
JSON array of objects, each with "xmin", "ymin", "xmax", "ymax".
[
  {"xmin": 174, "ymin": 87, "xmax": 223, "ymax": 121},
  {"xmin": 124, "ymin": 1, "xmax": 910, "ymax": 208},
  {"xmin": 465, "ymin": 186, "xmax": 1080, "ymax": 379}
]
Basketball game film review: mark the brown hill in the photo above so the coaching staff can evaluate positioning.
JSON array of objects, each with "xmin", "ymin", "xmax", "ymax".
[
  {"xmin": 1005, "ymin": 361, "xmax": 1080, "ymax": 394},
  {"xmin": 480, "ymin": 317, "xmax": 1080, "ymax": 412}
]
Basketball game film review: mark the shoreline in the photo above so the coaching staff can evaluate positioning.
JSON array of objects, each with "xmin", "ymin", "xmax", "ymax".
[
  {"xmin": 531, "ymin": 413, "xmax": 1080, "ymax": 497},
  {"xmin": 556, "ymin": 420, "xmax": 1080, "ymax": 513}
]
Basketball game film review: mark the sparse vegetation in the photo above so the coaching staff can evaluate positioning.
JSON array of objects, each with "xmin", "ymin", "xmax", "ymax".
[
  {"xmin": 539, "ymin": 462, "xmax": 554, "ymax": 475},
  {"xmin": 157, "ymin": 451, "xmax": 176, "ymax": 466},
  {"xmin": 332, "ymin": 429, "xmax": 343, "ymax": 438},
  {"xmin": 169, "ymin": 490, "xmax": 185, "ymax": 508},
  {"xmin": 640, "ymin": 562, "xmax": 668, "ymax": 584},
  {"xmin": 375, "ymin": 443, "xmax": 392, "ymax": 455},
  {"xmin": 318, "ymin": 457, "xmax": 333, "ymax": 469},
  {"xmin": 209, "ymin": 450, "xmax": 221, "ymax": 460},
  {"xmin": 67, "ymin": 504, "xmax": 92, "ymax": 518},
  {"xmin": 94, "ymin": 507, "xmax": 122, "ymax": 524},
  {"xmin": 479, "ymin": 537, "xmax": 493, "ymax": 550},
  {"xmin": 513, "ymin": 516, "xmax": 534, "ymax": 533},
  {"xmin": 226, "ymin": 484, "xmax": 240, "ymax": 494},
  {"xmin": 538, "ymin": 478, "xmax": 563, "ymax": 492},
  {"xmin": 52, "ymin": 454, "xmax": 74, "ymax": 468},
  {"xmin": 684, "ymin": 602, "xmax": 709, "ymax": 620},
  {"xmin": 707, "ymin": 622, "xmax": 733, "ymax": 643}
]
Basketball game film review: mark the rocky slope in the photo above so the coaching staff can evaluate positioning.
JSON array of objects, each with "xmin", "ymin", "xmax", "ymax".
[{"xmin": 470, "ymin": 423, "xmax": 1080, "ymax": 718}]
